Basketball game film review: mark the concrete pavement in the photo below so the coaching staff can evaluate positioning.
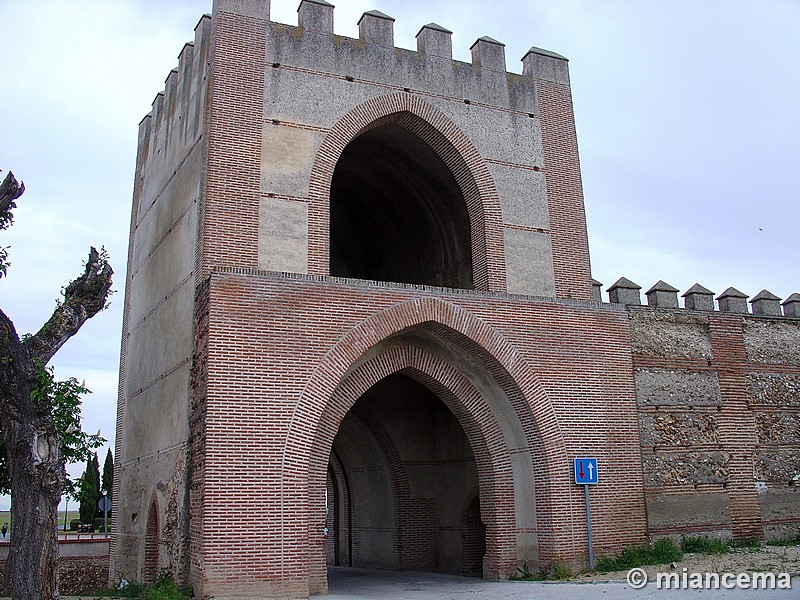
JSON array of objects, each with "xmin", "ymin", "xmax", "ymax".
[{"xmin": 325, "ymin": 567, "xmax": 797, "ymax": 599}]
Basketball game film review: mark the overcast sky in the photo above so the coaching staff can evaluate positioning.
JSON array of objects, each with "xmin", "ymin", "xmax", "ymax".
[{"xmin": 1, "ymin": 0, "xmax": 798, "ymax": 511}]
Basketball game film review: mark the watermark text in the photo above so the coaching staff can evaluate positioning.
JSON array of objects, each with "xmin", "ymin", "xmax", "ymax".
[{"xmin": 626, "ymin": 567, "xmax": 793, "ymax": 590}]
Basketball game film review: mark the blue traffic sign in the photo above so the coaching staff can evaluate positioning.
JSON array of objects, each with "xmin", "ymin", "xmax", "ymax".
[{"xmin": 574, "ymin": 457, "xmax": 598, "ymax": 484}]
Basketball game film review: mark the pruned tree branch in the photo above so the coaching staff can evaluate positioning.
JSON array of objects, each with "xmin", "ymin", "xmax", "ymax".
[
  {"xmin": 0, "ymin": 171, "xmax": 25, "ymax": 230},
  {"xmin": 24, "ymin": 247, "xmax": 113, "ymax": 364}
]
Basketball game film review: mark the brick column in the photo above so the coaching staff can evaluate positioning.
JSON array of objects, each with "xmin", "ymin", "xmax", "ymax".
[
  {"xmin": 200, "ymin": 1, "xmax": 269, "ymax": 278},
  {"xmin": 709, "ymin": 315, "xmax": 763, "ymax": 540},
  {"xmin": 523, "ymin": 48, "xmax": 592, "ymax": 301}
]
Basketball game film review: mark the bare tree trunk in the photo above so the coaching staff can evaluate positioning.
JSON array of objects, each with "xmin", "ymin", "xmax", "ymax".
[
  {"xmin": 0, "ymin": 171, "xmax": 113, "ymax": 599},
  {"xmin": 1, "ymin": 312, "xmax": 62, "ymax": 599}
]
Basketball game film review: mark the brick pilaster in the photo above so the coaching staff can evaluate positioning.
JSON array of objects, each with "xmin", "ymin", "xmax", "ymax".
[
  {"xmin": 709, "ymin": 315, "xmax": 763, "ymax": 540},
  {"xmin": 200, "ymin": 4, "xmax": 268, "ymax": 278},
  {"xmin": 528, "ymin": 50, "xmax": 593, "ymax": 301}
]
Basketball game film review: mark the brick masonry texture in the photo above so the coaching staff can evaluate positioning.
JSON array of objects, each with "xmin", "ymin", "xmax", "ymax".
[
  {"xmin": 189, "ymin": 270, "xmax": 646, "ymax": 596},
  {"xmin": 535, "ymin": 78, "xmax": 593, "ymax": 301},
  {"xmin": 114, "ymin": 2, "xmax": 800, "ymax": 598}
]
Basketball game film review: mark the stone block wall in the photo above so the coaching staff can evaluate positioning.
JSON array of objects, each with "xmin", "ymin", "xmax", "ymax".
[
  {"xmin": 746, "ymin": 320, "xmax": 800, "ymax": 540},
  {"xmin": 630, "ymin": 308, "xmax": 800, "ymax": 542}
]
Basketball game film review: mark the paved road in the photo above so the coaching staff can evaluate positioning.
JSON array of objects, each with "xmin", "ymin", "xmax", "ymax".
[{"xmin": 326, "ymin": 567, "xmax": 797, "ymax": 599}]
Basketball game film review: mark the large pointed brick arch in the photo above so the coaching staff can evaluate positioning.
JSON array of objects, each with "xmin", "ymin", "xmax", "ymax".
[
  {"xmin": 279, "ymin": 297, "xmax": 575, "ymax": 591},
  {"xmin": 307, "ymin": 92, "xmax": 507, "ymax": 292}
]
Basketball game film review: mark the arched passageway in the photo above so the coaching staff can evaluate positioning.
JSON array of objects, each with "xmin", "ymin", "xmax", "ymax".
[
  {"xmin": 330, "ymin": 123, "xmax": 473, "ymax": 289},
  {"xmin": 293, "ymin": 298, "xmax": 572, "ymax": 595},
  {"xmin": 325, "ymin": 374, "xmax": 483, "ymax": 575}
]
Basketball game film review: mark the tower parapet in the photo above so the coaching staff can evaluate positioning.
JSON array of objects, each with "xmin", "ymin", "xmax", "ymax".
[
  {"xmin": 608, "ymin": 277, "xmax": 642, "ymax": 306},
  {"xmin": 646, "ymin": 280, "xmax": 679, "ymax": 309},
  {"xmin": 136, "ymin": 14, "xmax": 211, "ymax": 202},
  {"xmin": 682, "ymin": 283, "xmax": 715, "ymax": 311},
  {"xmin": 416, "ymin": 23, "xmax": 453, "ymax": 60},
  {"xmin": 784, "ymin": 293, "xmax": 800, "ymax": 317},
  {"xmin": 358, "ymin": 10, "xmax": 395, "ymax": 46},
  {"xmin": 604, "ymin": 279, "xmax": 799, "ymax": 318},
  {"xmin": 298, "ymin": 0, "xmax": 332, "ymax": 33}
]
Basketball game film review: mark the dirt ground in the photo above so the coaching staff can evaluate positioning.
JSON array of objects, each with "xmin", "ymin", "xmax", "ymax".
[{"xmin": 576, "ymin": 543, "xmax": 800, "ymax": 582}]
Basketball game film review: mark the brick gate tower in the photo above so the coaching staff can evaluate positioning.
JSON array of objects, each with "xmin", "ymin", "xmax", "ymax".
[{"xmin": 113, "ymin": 1, "xmax": 653, "ymax": 597}]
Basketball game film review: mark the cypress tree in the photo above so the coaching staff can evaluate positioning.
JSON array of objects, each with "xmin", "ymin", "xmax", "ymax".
[
  {"xmin": 79, "ymin": 452, "xmax": 101, "ymax": 525},
  {"xmin": 101, "ymin": 449, "xmax": 113, "ymax": 517}
]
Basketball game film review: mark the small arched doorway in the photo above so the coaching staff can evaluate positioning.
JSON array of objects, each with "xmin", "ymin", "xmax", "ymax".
[
  {"xmin": 330, "ymin": 119, "xmax": 473, "ymax": 289},
  {"xmin": 143, "ymin": 499, "xmax": 160, "ymax": 585}
]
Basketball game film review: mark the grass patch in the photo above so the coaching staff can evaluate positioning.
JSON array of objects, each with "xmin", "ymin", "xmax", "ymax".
[
  {"xmin": 767, "ymin": 534, "xmax": 800, "ymax": 547},
  {"xmin": 681, "ymin": 536, "xmax": 730, "ymax": 555},
  {"xmin": 681, "ymin": 536, "xmax": 764, "ymax": 555},
  {"xmin": 727, "ymin": 537, "xmax": 762, "ymax": 550},
  {"xmin": 595, "ymin": 538, "xmax": 682, "ymax": 572},
  {"xmin": 89, "ymin": 571, "xmax": 195, "ymax": 599}
]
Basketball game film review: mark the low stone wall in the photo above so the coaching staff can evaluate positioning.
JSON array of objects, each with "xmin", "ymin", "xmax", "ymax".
[
  {"xmin": 631, "ymin": 308, "xmax": 800, "ymax": 542},
  {"xmin": 0, "ymin": 537, "xmax": 109, "ymax": 595}
]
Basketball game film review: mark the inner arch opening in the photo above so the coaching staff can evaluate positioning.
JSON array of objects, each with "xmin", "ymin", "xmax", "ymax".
[
  {"xmin": 326, "ymin": 373, "xmax": 484, "ymax": 576},
  {"xmin": 330, "ymin": 121, "xmax": 473, "ymax": 289}
]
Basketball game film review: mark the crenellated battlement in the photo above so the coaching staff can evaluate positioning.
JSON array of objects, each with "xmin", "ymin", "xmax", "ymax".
[
  {"xmin": 135, "ymin": 14, "xmax": 211, "ymax": 205},
  {"xmin": 138, "ymin": 0, "xmax": 569, "ymax": 130},
  {"xmin": 285, "ymin": 0, "xmax": 558, "ymax": 76},
  {"xmin": 598, "ymin": 277, "xmax": 800, "ymax": 319},
  {"xmin": 135, "ymin": 1, "xmax": 571, "ymax": 208}
]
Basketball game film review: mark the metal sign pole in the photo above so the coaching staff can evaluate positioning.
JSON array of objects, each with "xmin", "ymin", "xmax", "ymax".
[
  {"xmin": 574, "ymin": 457, "xmax": 598, "ymax": 571},
  {"xmin": 98, "ymin": 493, "xmax": 111, "ymax": 533},
  {"xmin": 585, "ymin": 484, "xmax": 594, "ymax": 570}
]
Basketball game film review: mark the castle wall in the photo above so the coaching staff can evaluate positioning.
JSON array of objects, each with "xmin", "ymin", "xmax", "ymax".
[
  {"xmin": 113, "ymin": 13, "xmax": 212, "ymax": 581},
  {"xmin": 114, "ymin": 2, "xmax": 799, "ymax": 598},
  {"xmin": 630, "ymin": 307, "xmax": 800, "ymax": 542}
]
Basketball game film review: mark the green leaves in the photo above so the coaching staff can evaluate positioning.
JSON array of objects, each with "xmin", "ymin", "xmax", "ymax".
[{"xmin": 0, "ymin": 362, "xmax": 105, "ymax": 497}]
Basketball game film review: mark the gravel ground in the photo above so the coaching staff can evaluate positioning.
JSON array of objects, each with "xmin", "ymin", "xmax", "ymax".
[{"xmin": 574, "ymin": 543, "xmax": 800, "ymax": 583}]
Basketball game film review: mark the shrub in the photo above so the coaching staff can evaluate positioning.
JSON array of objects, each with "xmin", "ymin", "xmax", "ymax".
[
  {"xmin": 88, "ymin": 571, "xmax": 193, "ymax": 599},
  {"xmin": 511, "ymin": 561, "xmax": 547, "ymax": 581},
  {"xmin": 550, "ymin": 559, "xmax": 572, "ymax": 580},
  {"xmin": 142, "ymin": 571, "xmax": 194, "ymax": 600},
  {"xmin": 69, "ymin": 519, "xmax": 81, "ymax": 531}
]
